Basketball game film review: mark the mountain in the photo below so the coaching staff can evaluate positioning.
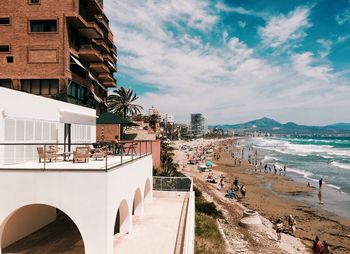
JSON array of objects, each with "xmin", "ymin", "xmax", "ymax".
[{"xmin": 210, "ymin": 117, "xmax": 350, "ymax": 134}]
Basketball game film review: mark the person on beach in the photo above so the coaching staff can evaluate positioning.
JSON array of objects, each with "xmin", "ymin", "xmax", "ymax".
[
  {"xmin": 319, "ymin": 178, "xmax": 323, "ymax": 189},
  {"xmin": 276, "ymin": 218, "xmax": 283, "ymax": 242},
  {"xmin": 219, "ymin": 177, "xmax": 224, "ymax": 189},
  {"xmin": 283, "ymin": 165, "xmax": 287, "ymax": 175},
  {"xmin": 240, "ymin": 184, "xmax": 246, "ymax": 199},
  {"xmin": 238, "ymin": 159, "xmax": 242, "ymax": 166},
  {"xmin": 264, "ymin": 164, "xmax": 268, "ymax": 172},
  {"xmin": 312, "ymin": 236, "xmax": 324, "ymax": 254},
  {"xmin": 322, "ymin": 241, "xmax": 333, "ymax": 254},
  {"xmin": 274, "ymin": 165, "xmax": 277, "ymax": 175},
  {"xmin": 233, "ymin": 177, "xmax": 239, "ymax": 189},
  {"xmin": 287, "ymin": 214, "xmax": 296, "ymax": 235}
]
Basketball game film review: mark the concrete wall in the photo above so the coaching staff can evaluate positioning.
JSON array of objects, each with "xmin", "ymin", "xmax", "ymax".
[
  {"xmin": 0, "ymin": 155, "xmax": 153, "ymax": 254},
  {"xmin": 1, "ymin": 205, "xmax": 56, "ymax": 248}
]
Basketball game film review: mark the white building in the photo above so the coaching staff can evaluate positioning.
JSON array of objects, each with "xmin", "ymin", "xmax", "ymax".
[
  {"xmin": 161, "ymin": 113, "xmax": 175, "ymax": 124},
  {"xmin": 0, "ymin": 88, "xmax": 194, "ymax": 254},
  {"xmin": 148, "ymin": 106, "xmax": 159, "ymax": 116}
]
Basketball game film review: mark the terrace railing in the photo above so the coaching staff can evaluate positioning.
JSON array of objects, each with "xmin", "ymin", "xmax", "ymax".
[
  {"xmin": 0, "ymin": 140, "xmax": 153, "ymax": 172},
  {"xmin": 153, "ymin": 176, "xmax": 192, "ymax": 192}
]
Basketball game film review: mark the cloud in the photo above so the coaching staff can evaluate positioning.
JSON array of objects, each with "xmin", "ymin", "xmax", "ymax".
[
  {"xmin": 104, "ymin": 0, "xmax": 350, "ymax": 125},
  {"xmin": 215, "ymin": 2, "xmax": 268, "ymax": 19},
  {"xmin": 259, "ymin": 7, "xmax": 311, "ymax": 49},
  {"xmin": 238, "ymin": 20, "xmax": 246, "ymax": 28},
  {"xmin": 291, "ymin": 52, "xmax": 333, "ymax": 80},
  {"xmin": 336, "ymin": 8, "xmax": 350, "ymax": 25},
  {"xmin": 317, "ymin": 39, "xmax": 332, "ymax": 58}
]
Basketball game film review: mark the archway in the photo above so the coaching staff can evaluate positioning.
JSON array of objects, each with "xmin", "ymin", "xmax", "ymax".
[
  {"xmin": 132, "ymin": 188, "xmax": 143, "ymax": 216},
  {"xmin": 113, "ymin": 199, "xmax": 130, "ymax": 235},
  {"xmin": 144, "ymin": 178, "xmax": 152, "ymax": 203},
  {"xmin": 0, "ymin": 204, "xmax": 85, "ymax": 254}
]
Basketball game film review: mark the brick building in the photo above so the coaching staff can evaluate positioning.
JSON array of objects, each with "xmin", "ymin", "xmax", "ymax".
[{"xmin": 0, "ymin": 0, "xmax": 117, "ymax": 115}]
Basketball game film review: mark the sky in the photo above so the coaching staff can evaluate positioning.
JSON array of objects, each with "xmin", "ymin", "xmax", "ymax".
[{"xmin": 105, "ymin": 0, "xmax": 350, "ymax": 125}]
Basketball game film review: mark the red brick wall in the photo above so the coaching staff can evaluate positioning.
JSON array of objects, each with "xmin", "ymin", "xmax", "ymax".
[{"xmin": 96, "ymin": 124, "xmax": 121, "ymax": 142}]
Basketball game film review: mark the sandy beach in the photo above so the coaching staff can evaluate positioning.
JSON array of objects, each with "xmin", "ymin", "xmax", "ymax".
[{"xmin": 174, "ymin": 138, "xmax": 350, "ymax": 254}]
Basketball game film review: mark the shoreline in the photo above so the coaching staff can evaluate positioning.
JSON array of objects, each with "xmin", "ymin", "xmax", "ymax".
[{"xmin": 174, "ymin": 138, "xmax": 350, "ymax": 254}]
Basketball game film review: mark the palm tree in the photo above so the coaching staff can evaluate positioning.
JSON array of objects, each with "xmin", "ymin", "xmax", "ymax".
[{"xmin": 107, "ymin": 87, "xmax": 143, "ymax": 118}]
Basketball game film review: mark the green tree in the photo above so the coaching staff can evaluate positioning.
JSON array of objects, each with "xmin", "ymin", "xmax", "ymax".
[{"xmin": 107, "ymin": 87, "xmax": 143, "ymax": 118}]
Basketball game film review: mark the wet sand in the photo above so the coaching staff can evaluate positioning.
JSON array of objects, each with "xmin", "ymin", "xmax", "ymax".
[{"xmin": 215, "ymin": 151, "xmax": 350, "ymax": 254}]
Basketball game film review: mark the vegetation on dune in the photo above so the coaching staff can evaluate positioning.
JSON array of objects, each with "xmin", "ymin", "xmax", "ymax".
[{"xmin": 194, "ymin": 187, "xmax": 226, "ymax": 253}]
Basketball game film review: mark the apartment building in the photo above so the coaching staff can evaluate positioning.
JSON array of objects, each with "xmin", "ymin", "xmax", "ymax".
[
  {"xmin": 0, "ymin": 0, "xmax": 117, "ymax": 115},
  {"xmin": 190, "ymin": 113, "xmax": 208, "ymax": 137}
]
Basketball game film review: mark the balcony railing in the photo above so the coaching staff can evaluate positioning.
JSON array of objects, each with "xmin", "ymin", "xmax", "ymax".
[
  {"xmin": 0, "ymin": 141, "xmax": 153, "ymax": 172},
  {"xmin": 153, "ymin": 177, "xmax": 193, "ymax": 192}
]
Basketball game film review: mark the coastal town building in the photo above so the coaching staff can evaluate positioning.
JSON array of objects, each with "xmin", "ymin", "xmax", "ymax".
[
  {"xmin": 0, "ymin": 0, "xmax": 118, "ymax": 115},
  {"xmin": 190, "ymin": 113, "xmax": 208, "ymax": 137},
  {"xmin": 0, "ymin": 1, "xmax": 194, "ymax": 253},
  {"xmin": 161, "ymin": 113, "xmax": 175, "ymax": 125}
]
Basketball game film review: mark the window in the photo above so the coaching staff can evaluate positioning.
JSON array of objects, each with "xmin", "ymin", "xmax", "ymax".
[
  {"xmin": 30, "ymin": 20, "xmax": 57, "ymax": 33},
  {"xmin": 21, "ymin": 79, "xmax": 59, "ymax": 95},
  {"xmin": 68, "ymin": 82, "xmax": 87, "ymax": 101},
  {"xmin": 6, "ymin": 56, "xmax": 14, "ymax": 63},
  {"xmin": 0, "ymin": 17, "xmax": 10, "ymax": 25},
  {"xmin": 29, "ymin": 0, "xmax": 40, "ymax": 4},
  {"xmin": 0, "ymin": 79, "xmax": 11, "ymax": 88},
  {"xmin": 0, "ymin": 45, "xmax": 10, "ymax": 53}
]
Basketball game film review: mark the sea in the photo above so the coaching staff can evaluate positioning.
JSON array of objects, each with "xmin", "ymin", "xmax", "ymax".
[{"xmin": 240, "ymin": 136, "xmax": 350, "ymax": 218}]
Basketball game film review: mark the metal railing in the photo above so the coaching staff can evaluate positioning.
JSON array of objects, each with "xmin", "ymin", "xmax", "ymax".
[
  {"xmin": 153, "ymin": 176, "xmax": 192, "ymax": 192},
  {"xmin": 0, "ymin": 140, "xmax": 153, "ymax": 172}
]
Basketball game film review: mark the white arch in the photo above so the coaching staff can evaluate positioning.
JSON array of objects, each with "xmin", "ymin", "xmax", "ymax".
[
  {"xmin": 143, "ymin": 178, "xmax": 152, "ymax": 204},
  {"xmin": 132, "ymin": 188, "xmax": 143, "ymax": 216},
  {"xmin": 114, "ymin": 199, "xmax": 130, "ymax": 235},
  {"xmin": 0, "ymin": 203, "xmax": 85, "ymax": 254}
]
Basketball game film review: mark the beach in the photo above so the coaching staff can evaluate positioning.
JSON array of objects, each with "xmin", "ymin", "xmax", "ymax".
[{"xmin": 174, "ymin": 138, "xmax": 350, "ymax": 254}]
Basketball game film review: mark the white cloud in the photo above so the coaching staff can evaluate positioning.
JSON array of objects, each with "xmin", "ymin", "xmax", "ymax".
[
  {"xmin": 215, "ymin": 2, "xmax": 268, "ymax": 19},
  {"xmin": 104, "ymin": 0, "xmax": 350, "ymax": 125},
  {"xmin": 317, "ymin": 39, "xmax": 332, "ymax": 58},
  {"xmin": 238, "ymin": 21, "xmax": 246, "ymax": 28},
  {"xmin": 259, "ymin": 7, "xmax": 311, "ymax": 48},
  {"xmin": 336, "ymin": 8, "xmax": 350, "ymax": 25},
  {"xmin": 291, "ymin": 52, "xmax": 333, "ymax": 80}
]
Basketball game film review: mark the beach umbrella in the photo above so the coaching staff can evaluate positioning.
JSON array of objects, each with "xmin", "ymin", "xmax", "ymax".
[{"xmin": 205, "ymin": 161, "xmax": 213, "ymax": 167}]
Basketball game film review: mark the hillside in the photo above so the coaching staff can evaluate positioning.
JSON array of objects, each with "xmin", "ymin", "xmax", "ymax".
[{"xmin": 210, "ymin": 117, "xmax": 350, "ymax": 134}]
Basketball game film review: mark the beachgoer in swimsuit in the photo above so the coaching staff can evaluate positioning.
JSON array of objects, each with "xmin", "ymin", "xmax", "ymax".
[
  {"xmin": 276, "ymin": 218, "xmax": 283, "ymax": 241},
  {"xmin": 312, "ymin": 236, "xmax": 324, "ymax": 254},
  {"xmin": 319, "ymin": 178, "xmax": 323, "ymax": 189}
]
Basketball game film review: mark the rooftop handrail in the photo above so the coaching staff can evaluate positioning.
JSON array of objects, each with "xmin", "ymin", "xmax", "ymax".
[{"xmin": 0, "ymin": 140, "xmax": 154, "ymax": 172}]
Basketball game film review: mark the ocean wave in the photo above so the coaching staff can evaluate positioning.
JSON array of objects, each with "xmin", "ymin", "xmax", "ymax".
[
  {"xmin": 254, "ymin": 138, "xmax": 350, "ymax": 158},
  {"xmin": 327, "ymin": 184, "xmax": 341, "ymax": 191},
  {"xmin": 331, "ymin": 161, "xmax": 350, "ymax": 170},
  {"xmin": 262, "ymin": 155, "xmax": 278, "ymax": 162},
  {"xmin": 286, "ymin": 167, "xmax": 315, "ymax": 180}
]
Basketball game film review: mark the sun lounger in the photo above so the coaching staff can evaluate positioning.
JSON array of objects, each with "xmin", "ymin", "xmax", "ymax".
[{"xmin": 73, "ymin": 147, "xmax": 89, "ymax": 163}]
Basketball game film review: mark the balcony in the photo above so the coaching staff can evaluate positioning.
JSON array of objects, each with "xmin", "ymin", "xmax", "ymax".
[
  {"xmin": 93, "ymin": 38, "xmax": 110, "ymax": 53},
  {"xmin": 98, "ymin": 73, "xmax": 114, "ymax": 82},
  {"xmin": 90, "ymin": 62, "xmax": 109, "ymax": 73},
  {"xmin": 103, "ymin": 53, "xmax": 114, "ymax": 64},
  {"xmin": 83, "ymin": 0, "xmax": 103, "ymax": 14},
  {"xmin": 95, "ymin": 13, "xmax": 109, "ymax": 30},
  {"xmin": 67, "ymin": 15, "xmax": 103, "ymax": 39},
  {"xmin": 79, "ymin": 45, "xmax": 104, "ymax": 62},
  {"xmin": 103, "ymin": 81, "xmax": 117, "ymax": 88}
]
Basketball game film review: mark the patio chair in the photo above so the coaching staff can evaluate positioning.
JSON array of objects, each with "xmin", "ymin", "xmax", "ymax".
[
  {"xmin": 125, "ymin": 142, "xmax": 138, "ymax": 156},
  {"xmin": 91, "ymin": 146, "xmax": 108, "ymax": 160},
  {"xmin": 37, "ymin": 147, "xmax": 58, "ymax": 163},
  {"xmin": 73, "ymin": 147, "xmax": 90, "ymax": 163}
]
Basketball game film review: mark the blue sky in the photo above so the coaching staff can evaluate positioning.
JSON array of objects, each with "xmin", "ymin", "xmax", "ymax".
[{"xmin": 105, "ymin": 0, "xmax": 350, "ymax": 125}]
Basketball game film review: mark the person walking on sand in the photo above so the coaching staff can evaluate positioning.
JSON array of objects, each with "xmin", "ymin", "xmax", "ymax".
[
  {"xmin": 283, "ymin": 165, "xmax": 287, "ymax": 176},
  {"xmin": 287, "ymin": 214, "xmax": 296, "ymax": 235},
  {"xmin": 276, "ymin": 218, "xmax": 283, "ymax": 242},
  {"xmin": 219, "ymin": 177, "xmax": 224, "ymax": 190},
  {"xmin": 321, "ymin": 241, "xmax": 333, "ymax": 254},
  {"xmin": 319, "ymin": 178, "xmax": 323, "ymax": 189},
  {"xmin": 312, "ymin": 236, "xmax": 324, "ymax": 254},
  {"xmin": 274, "ymin": 165, "xmax": 277, "ymax": 175},
  {"xmin": 264, "ymin": 164, "xmax": 268, "ymax": 172},
  {"xmin": 240, "ymin": 184, "xmax": 246, "ymax": 199}
]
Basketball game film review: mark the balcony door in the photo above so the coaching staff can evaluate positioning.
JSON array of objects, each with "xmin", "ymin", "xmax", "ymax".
[{"xmin": 64, "ymin": 123, "xmax": 71, "ymax": 152}]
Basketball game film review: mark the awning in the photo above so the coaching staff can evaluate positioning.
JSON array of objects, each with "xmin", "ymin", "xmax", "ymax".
[
  {"xmin": 59, "ymin": 109, "xmax": 97, "ymax": 125},
  {"xmin": 96, "ymin": 112, "xmax": 139, "ymax": 126},
  {"xmin": 71, "ymin": 55, "xmax": 86, "ymax": 70},
  {"xmin": 107, "ymin": 60, "xmax": 115, "ymax": 69},
  {"xmin": 90, "ymin": 88, "xmax": 104, "ymax": 103},
  {"xmin": 71, "ymin": 55, "xmax": 107, "ymax": 92}
]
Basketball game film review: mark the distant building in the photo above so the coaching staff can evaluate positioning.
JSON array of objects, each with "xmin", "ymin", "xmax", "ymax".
[
  {"xmin": 148, "ymin": 106, "xmax": 159, "ymax": 116},
  {"xmin": 161, "ymin": 113, "xmax": 175, "ymax": 125},
  {"xmin": 190, "ymin": 113, "xmax": 208, "ymax": 137}
]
